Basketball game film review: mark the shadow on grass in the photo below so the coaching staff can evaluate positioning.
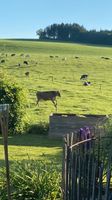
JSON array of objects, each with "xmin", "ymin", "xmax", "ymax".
[
  {"xmin": 0, "ymin": 159, "xmax": 16, "ymax": 168},
  {"xmin": 0, "ymin": 150, "xmax": 63, "ymax": 168},
  {"xmin": 0, "ymin": 134, "xmax": 63, "ymax": 148},
  {"xmin": 0, "ymin": 159, "xmax": 5, "ymax": 168}
]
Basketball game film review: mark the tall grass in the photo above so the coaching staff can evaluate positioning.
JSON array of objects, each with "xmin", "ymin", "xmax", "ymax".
[{"xmin": 0, "ymin": 160, "xmax": 62, "ymax": 200}]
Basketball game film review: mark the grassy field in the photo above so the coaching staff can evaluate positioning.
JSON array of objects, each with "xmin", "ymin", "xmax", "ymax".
[
  {"xmin": 0, "ymin": 134, "xmax": 62, "ymax": 168},
  {"xmin": 0, "ymin": 39, "xmax": 112, "ymax": 165},
  {"xmin": 0, "ymin": 39, "xmax": 112, "ymax": 193},
  {"xmin": 0, "ymin": 39, "xmax": 112, "ymax": 198},
  {"xmin": 0, "ymin": 39, "xmax": 112, "ymax": 125}
]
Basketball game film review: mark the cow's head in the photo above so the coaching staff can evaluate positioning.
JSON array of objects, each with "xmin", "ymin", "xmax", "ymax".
[{"xmin": 56, "ymin": 91, "xmax": 61, "ymax": 97}]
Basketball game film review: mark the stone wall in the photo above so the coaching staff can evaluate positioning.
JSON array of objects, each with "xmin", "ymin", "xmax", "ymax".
[{"xmin": 49, "ymin": 113, "xmax": 108, "ymax": 137}]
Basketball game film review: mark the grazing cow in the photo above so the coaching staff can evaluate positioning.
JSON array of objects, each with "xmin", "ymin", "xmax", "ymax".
[
  {"xmin": 18, "ymin": 63, "xmax": 21, "ymax": 67},
  {"xmin": 1, "ymin": 59, "xmax": 5, "ymax": 63},
  {"xmin": 75, "ymin": 56, "xmax": 79, "ymax": 59},
  {"xmin": 62, "ymin": 57, "xmax": 67, "ymax": 61},
  {"xmin": 25, "ymin": 71, "xmax": 29, "ymax": 77},
  {"xmin": 11, "ymin": 53, "xmax": 16, "ymax": 56},
  {"xmin": 23, "ymin": 61, "xmax": 28, "ymax": 65},
  {"xmin": 80, "ymin": 74, "xmax": 88, "ymax": 80},
  {"xmin": 50, "ymin": 55, "xmax": 54, "ymax": 58},
  {"xmin": 26, "ymin": 54, "xmax": 30, "ymax": 58},
  {"xmin": 101, "ymin": 56, "xmax": 110, "ymax": 60},
  {"xmin": 83, "ymin": 81, "xmax": 91, "ymax": 86},
  {"xmin": 36, "ymin": 91, "xmax": 61, "ymax": 110},
  {"xmin": 20, "ymin": 53, "xmax": 24, "ymax": 57},
  {"xmin": 105, "ymin": 57, "xmax": 110, "ymax": 60}
]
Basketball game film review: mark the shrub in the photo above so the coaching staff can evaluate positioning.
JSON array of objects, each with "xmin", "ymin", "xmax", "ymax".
[
  {"xmin": 0, "ymin": 73, "xmax": 29, "ymax": 134},
  {"xmin": 28, "ymin": 122, "xmax": 49, "ymax": 135},
  {"xmin": 0, "ymin": 160, "xmax": 62, "ymax": 200}
]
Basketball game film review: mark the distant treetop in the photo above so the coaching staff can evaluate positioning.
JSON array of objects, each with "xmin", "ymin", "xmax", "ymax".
[{"xmin": 36, "ymin": 23, "xmax": 112, "ymax": 45}]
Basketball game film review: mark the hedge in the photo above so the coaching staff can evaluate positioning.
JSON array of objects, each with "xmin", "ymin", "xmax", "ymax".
[{"xmin": 0, "ymin": 73, "xmax": 29, "ymax": 134}]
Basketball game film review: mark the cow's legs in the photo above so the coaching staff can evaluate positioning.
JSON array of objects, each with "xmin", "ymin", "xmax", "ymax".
[
  {"xmin": 52, "ymin": 100, "xmax": 57, "ymax": 111},
  {"xmin": 36, "ymin": 99, "xmax": 39, "ymax": 106}
]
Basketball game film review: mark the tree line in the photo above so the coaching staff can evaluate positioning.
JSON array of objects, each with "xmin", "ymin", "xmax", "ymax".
[{"xmin": 36, "ymin": 23, "xmax": 112, "ymax": 45}]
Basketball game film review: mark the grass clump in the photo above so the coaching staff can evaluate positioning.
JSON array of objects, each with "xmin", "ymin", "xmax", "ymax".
[{"xmin": 0, "ymin": 160, "xmax": 62, "ymax": 200}]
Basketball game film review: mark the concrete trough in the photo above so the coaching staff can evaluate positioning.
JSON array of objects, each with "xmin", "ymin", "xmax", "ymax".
[{"xmin": 49, "ymin": 113, "xmax": 108, "ymax": 137}]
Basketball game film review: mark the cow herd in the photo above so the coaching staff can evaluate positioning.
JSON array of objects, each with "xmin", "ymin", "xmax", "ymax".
[
  {"xmin": 35, "ymin": 73, "xmax": 91, "ymax": 110},
  {"xmin": 0, "ymin": 53, "xmax": 31, "ymax": 77},
  {"xmin": 1, "ymin": 52, "xmax": 109, "ymax": 111}
]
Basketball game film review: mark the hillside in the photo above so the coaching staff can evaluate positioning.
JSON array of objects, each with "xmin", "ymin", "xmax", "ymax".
[{"xmin": 0, "ymin": 39, "xmax": 112, "ymax": 124}]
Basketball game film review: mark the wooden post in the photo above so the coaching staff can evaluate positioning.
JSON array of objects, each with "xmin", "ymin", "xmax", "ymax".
[
  {"xmin": 62, "ymin": 136, "xmax": 67, "ymax": 200},
  {"xmin": 0, "ymin": 104, "xmax": 11, "ymax": 200}
]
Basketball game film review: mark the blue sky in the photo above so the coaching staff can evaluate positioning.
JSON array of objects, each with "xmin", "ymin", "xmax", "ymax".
[{"xmin": 0, "ymin": 0, "xmax": 112, "ymax": 38}]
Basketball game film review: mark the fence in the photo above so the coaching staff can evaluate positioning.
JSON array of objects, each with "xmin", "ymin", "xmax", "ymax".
[{"xmin": 62, "ymin": 132, "xmax": 112, "ymax": 200}]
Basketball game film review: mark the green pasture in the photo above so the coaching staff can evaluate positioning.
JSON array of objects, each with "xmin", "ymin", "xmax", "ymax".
[
  {"xmin": 0, "ymin": 39, "xmax": 112, "ymax": 125},
  {"xmin": 0, "ymin": 40, "xmax": 112, "ymax": 196},
  {"xmin": 0, "ymin": 134, "xmax": 62, "ymax": 168}
]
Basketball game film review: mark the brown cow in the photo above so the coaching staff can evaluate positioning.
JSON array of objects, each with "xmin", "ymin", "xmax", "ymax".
[
  {"xmin": 1, "ymin": 59, "xmax": 5, "ymax": 63},
  {"xmin": 24, "ymin": 61, "xmax": 28, "ymax": 65},
  {"xmin": 36, "ymin": 91, "xmax": 61, "ymax": 110},
  {"xmin": 80, "ymin": 74, "xmax": 88, "ymax": 80},
  {"xmin": 25, "ymin": 72, "xmax": 29, "ymax": 77},
  {"xmin": 11, "ymin": 53, "xmax": 16, "ymax": 56}
]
